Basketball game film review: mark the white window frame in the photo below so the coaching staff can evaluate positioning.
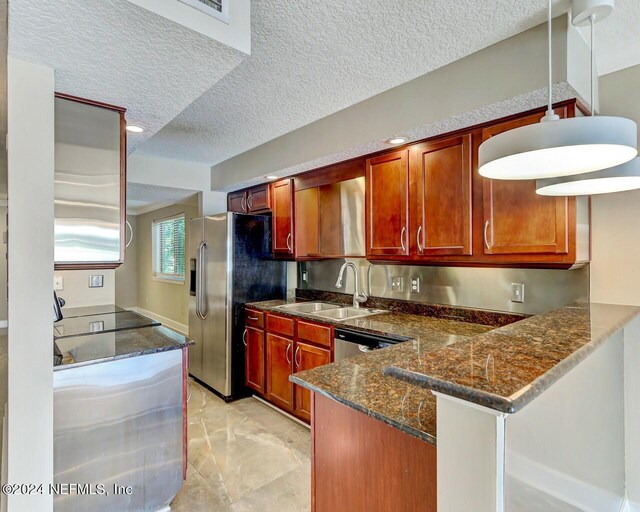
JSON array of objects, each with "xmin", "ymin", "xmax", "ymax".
[
  {"xmin": 152, "ymin": 213, "xmax": 186, "ymax": 283},
  {"xmin": 178, "ymin": 0, "xmax": 229, "ymax": 24}
]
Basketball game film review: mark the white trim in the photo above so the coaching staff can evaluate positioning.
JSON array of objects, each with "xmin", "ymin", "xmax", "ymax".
[
  {"xmin": 152, "ymin": 276, "xmax": 185, "ymax": 285},
  {"xmin": 131, "ymin": 307, "xmax": 188, "ymax": 335},
  {"xmin": 496, "ymin": 414, "xmax": 506, "ymax": 512}
]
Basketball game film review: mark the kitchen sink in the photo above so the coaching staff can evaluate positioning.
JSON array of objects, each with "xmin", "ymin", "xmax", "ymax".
[
  {"xmin": 312, "ymin": 307, "xmax": 386, "ymax": 321},
  {"xmin": 276, "ymin": 302, "xmax": 342, "ymax": 313}
]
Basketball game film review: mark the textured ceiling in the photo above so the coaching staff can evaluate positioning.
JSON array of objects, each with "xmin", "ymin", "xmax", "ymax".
[{"xmin": 8, "ymin": 0, "xmax": 246, "ymax": 152}]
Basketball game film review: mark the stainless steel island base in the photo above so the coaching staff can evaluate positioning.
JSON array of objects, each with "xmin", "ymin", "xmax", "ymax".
[{"xmin": 53, "ymin": 349, "xmax": 184, "ymax": 512}]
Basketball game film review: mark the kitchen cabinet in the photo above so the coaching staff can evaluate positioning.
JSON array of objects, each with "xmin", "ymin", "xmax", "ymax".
[
  {"xmin": 272, "ymin": 179, "xmax": 295, "ymax": 256},
  {"xmin": 294, "ymin": 187, "xmax": 320, "ymax": 259},
  {"xmin": 410, "ymin": 134, "xmax": 472, "ymax": 257},
  {"xmin": 54, "ymin": 94, "xmax": 127, "ymax": 270},
  {"xmin": 293, "ymin": 342, "xmax": 331, "ymax": 422},
  {"xmin": 481, "ymin": 110, "xmax": 571, "ymax": 256},
  {"xmin": 266, "ymin": 332, "xmax": 294, "ymax": 411},
  {"xmin": 366, "ymin": 150, "xmax": 410, "ymax": 258},
  {"xmin": 244, "ymin": 326, "xmax": 265, "ymax": 395},
  {"xmin": 227, "ymin": 184, "xmax": 271, "ymax": 214}
]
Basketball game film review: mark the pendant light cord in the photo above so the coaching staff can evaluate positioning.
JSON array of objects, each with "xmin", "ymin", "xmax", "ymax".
[
  {"xmin": 543, "ymin": 0, "xmax": 559, "ymax": 122},
  {"xmin": 590, "ymin": 13, "xmax": 596, "ymax": 116}
]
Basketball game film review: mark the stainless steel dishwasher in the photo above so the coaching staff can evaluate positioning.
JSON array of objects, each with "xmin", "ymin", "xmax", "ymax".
[{"xmin": 334, "ymin": 327, "xmax": 409, "ymax": 361}]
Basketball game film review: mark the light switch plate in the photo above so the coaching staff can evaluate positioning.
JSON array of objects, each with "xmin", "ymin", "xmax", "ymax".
[
  {"xmin": 89, "ymin": 275, "xmax": 104, "ymax": 288},
  {"xmin": 390, "ymin": 276, "xmax": 404, "ymax": 292},
  {"xmin": 511, "ymin": 283, "xmax": 525, "ymax": 303},
  {"xmin": 53, "ymin": 276, "xmax": 64, "ymax": 291}
]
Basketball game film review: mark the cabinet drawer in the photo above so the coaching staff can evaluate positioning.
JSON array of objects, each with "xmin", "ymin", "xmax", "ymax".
[
  {"xmin": 297, "ymin": 320, "xmax": 332, "ymax": 348},
  {"xmin": 245, "ymin": 309, "xmax": 264, "ymax": 329},
  {"xmin": 266, "ymin": 314, "xmax": 295, "ymax": 338}
]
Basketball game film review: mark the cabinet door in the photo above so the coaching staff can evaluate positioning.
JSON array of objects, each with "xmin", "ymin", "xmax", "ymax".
[
  {"xmin": 366, "ymin": 150, "xmax": 410, "ymax": 257},
  {"xmin": 410, "ymin": 135, "xmax": 472, "ymax": 257},
  {"xmin": 228, "ymin": 190, "xmax": 247, "ymax": 213},
  {"xmin": 294, "ymin": 187, "xmax": 320, "ymax": 259},
  {"xmin": 266, "ymin": 333, "xmax": 294, "ymax": 411},
  {"xmin": 247, "ymin": 184, "xmax": 271, "ymax": 212},
  {"xmin": 293, "ymin": 342, "xmax": 331, "ymax": 422},
  {"xmin": 272, "ymin": 179, "xmax": 294, "ymax": 255},
  {"xmin": 481, "ymin": 110, "xmax": 570, "ymax": 255},
  {"xmin": 244, "ymin": 326, "xmax": 265, "ymax": 395}
]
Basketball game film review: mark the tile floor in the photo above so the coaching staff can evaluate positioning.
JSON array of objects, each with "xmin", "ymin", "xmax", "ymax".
[{"xmin": 171, "ymin": 380, "xmax": 311, "ymax": 511}]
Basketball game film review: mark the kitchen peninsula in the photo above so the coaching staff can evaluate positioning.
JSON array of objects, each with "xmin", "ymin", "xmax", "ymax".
[
  {"xmin": 53, "ymin": 306, "xmax": 193, "ymax": 512},
  {"xmin": 265, "ymin": 294, "xmax": 640, "ymax": 512}
]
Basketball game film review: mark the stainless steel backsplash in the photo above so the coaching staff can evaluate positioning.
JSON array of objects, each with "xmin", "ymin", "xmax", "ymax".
[{"xmin": 297, "ymin": 259, "xmax": 589, "ymax": 315}]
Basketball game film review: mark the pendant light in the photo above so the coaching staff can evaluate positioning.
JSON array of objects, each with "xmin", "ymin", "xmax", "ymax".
[
  {"xmin": 537, "ymin": 157, "xmax": 640, "ymax": 195},
  {"xmin": 478, "ymin": 0, "xmax": 637, "ymax": 181}
]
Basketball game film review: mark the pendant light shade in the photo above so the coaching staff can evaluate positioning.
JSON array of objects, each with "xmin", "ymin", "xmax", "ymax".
[
  {"xmin": 536, "ymin": 157, "xmax": 640, "ymax": 196},
  {"xmin": 478, "ymin": 116, "xmax": 638, "ymax": 180}
]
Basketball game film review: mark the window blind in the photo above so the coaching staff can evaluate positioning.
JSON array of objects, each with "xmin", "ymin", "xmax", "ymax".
[{"xmin": 152, "ymin": 214, "xmax": 186, "ymax": 281}]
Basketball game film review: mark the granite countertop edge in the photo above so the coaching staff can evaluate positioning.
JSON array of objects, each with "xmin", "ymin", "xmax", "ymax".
[{"xmin": 290, "ymin": 374, "xmax": 436, "ymax": 445}]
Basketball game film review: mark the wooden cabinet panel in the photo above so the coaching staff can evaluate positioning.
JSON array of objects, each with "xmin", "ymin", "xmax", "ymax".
[
  {"xmin": 366, "ymin": 150, "xmax": 410, "ymax": 257},
  {"xmin": 293, "ymin": 343, "xmax": 331, "ymax": 422},
  {"xmin": 481, "ymin": 109, "xmax": 570, "ymax": 255},
  {"xmin": 244, "ymin": 326, "xmax": 265, "ymax": 395},
  {"xmin": 228, "ymin": 190, "xmax": 247, "ymax": 213},
  {"xmin": 266, "ymin": 313, "xmax": 295, "ymax": 338},
  {"xmin": 294, "ymin": 187, "xmax": 320, "ymax": 259},
  {"xmin": 272, "ymin": 179, "xmax": 294, "ymax": 255},
  {"xmin": 297, "ymin": 320, "xmax": 332, "ymax": 349},
  {"xmin": 247, "ymin": 184, "xmax": 271, "ymax": 212},
  {"xmin": 266, "ymin": 333, "xmax": 294, "ymax": 411},
  {"xmin": 244, "ymin": 309, "xmax": 264, "ymax": 329},
  {"xmin": 410, "ymin": 135, "xmax": 472, "ymax": 257},
  {"xmin": 313, "ymin": 393, "xmax": 437, "ymax": 512}
]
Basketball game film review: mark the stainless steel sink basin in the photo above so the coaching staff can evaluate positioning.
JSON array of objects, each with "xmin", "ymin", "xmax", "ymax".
[
  {"xmin": 313, "ymin": 307, "xmax": 386, "ymax": 321},
  {"xmin": 276, "ymin": 302, "xmax": 342, "ymax": 313}
]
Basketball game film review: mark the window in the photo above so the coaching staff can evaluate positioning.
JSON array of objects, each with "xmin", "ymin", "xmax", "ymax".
[{"xmin": 152, "ymin": 214, "xmax": 186, "ymax": 282}]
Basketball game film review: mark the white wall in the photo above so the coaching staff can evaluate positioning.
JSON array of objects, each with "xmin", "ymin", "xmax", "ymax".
[
  {"xmin": 128, "ymin": 153, "xmax": 211, "ymax": 192},
  {"xmin": 7, "ymin": 57, "xmax": 54, "ymax": 511},
  {"xmin": 590, "ymin": 64, "xmax": 640, "ymax": 305}
]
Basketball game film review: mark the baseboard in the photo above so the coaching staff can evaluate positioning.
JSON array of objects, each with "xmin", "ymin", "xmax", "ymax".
[{"xmin": 130, "ymin": 307, "xmax": 188, "ymax": 335}]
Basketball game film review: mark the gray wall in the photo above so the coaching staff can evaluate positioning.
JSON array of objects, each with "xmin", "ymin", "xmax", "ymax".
[
  {"xmin": 300, "ymin": 259, "xmax": 589, "ymax": 315},
  {"xmin": 114, "ymin": 214, "xmax": 138, "ymax": 309}
]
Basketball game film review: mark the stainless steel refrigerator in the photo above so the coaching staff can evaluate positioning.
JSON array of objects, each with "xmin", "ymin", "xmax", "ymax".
[{"xmin": 188, "ymin": 213, "xmax": 286, "ymax": 400}]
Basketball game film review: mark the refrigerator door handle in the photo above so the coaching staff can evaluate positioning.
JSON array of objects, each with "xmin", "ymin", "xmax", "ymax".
[{"xmin": 196, "ymin": 241, "xmax": 208, "ymax": 319}]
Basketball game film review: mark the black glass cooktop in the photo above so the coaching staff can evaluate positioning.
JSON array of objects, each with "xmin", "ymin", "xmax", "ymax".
[{"xmin": 60, "ymin": 305, "xmax": 127, "ymax": 319}]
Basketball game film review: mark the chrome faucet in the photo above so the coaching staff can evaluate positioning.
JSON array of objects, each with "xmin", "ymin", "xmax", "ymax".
[{"xmin": 335, "ymin": 262, "xmax": 368, "ymax": 308}]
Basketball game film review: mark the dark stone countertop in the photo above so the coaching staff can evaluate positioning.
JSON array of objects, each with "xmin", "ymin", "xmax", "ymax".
[
  {"xmin": 54, "ymin": 325, "xmax": 193, "ymax": 371},
  {"xmin": 247, "ymin": 299, "xmax": 493, "ymax": 443},
  {"xmin": 248, "ymin": 298, "xmax": 640, "ymax": 444}
]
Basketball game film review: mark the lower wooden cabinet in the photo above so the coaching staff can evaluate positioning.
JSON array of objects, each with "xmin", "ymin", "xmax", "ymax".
[
  {"xmin": 244, "ymin": 311, "xmax": 333, "ymax": 422},
  {"xmin": 266, "ymin": 333, "xmax": 294, "ymax": 410},
  {"xmin": 293, "ymin": 342, "xmax": 331, "ymax": 421},
  {"xmin": 244, "ymin": 326, "xmax": 265, "ymax": 395}
]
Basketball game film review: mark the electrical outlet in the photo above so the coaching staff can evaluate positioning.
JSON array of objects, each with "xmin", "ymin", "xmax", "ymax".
[
  {"xmin": 89, "ymin": 275, "xmax": 104, "ymax": 288},
  {"xmin": 390, "ymin": 276, "xmax": 404, "ymax": 292},
  {"xmin": 410, "ymin": 277, "xmax": 420, "ymax": 293},
  {"xmin": 511, "ymin": 283, "xmax": 525, "ymax": 303},
  {"xmin": 53, "ymin": 276, "xmax": 64, "ymax": 291}
]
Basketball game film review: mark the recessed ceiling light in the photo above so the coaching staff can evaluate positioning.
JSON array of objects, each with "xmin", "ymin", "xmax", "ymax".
[
  {"xmin": 126, "ymin": 125, "xmax": 144, "ymax": 133},
  {"xmin": 266, "ymin": 175, "xmax": 279, "ymax": 180},
  {"xmin": 386, "ymin": 136, "xmax": 407, "ymax": 145}
]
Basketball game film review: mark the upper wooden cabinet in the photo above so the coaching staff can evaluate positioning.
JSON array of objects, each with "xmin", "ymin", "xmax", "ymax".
[
  {"xmin": 228, "ymin": 184, "xmax": 271, "ymax": 214},
  {"xmin": 54, "ymin": 94, "xmax": 127, "ymax": 270},
  {"xmin": 410, "ymin": 135, "xmax": 472, "ymax": 258},
  {"xmin": 480, "ymin": 109, "xmax": 571, "ymax": 256},
  {"xmin": 272, "ymin": 179, "xmax": 295, "ymax": 256},
  {"xmin": 366, "ymin": 150, "xmax": 410, "ymax": 258},
  {"xmin": 294, "ymin": 187, "xmax": 320, "ymax": 259}
]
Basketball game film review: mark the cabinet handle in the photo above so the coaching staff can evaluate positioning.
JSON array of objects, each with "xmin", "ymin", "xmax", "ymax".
[
  {"xmin": 416, "ymin": 225, "xmax": 423, "ymax": 253},
  {"xmin": 400, "ymin": 227, "xmax": 406, "ymax": 252},
  {"xmin": 285, "ymin": 343, "xmax": 292, "ymax": 365},
  {"xmin": 484, "ymin": 220, "xmax": 492, "ymax": 250},
  {"xmin": 248, "ymin": 316, "xmax": 259, "ymax": 321},
  {"xmin": 286, "ymin": 233, "xmax": 293, "ymax": 253},
  {"xmin": 295, "ymin": 346, "xmax": 301, "ymax": 368},
  {"xmin": 242, "ymin": 329, "xmax": 247, "ymax": 347},
  {"xmin": 241, "ymin": 195, "xmax": 247, "ymax": 212},
  {"xmin": 248, "ymin": 193, "xmax": 253, "ymax": 211}
]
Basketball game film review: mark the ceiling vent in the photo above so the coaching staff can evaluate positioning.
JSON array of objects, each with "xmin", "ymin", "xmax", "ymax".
[{"xmin": 179, "ymin": 0, "xmax": 228, "ymax": 23}]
